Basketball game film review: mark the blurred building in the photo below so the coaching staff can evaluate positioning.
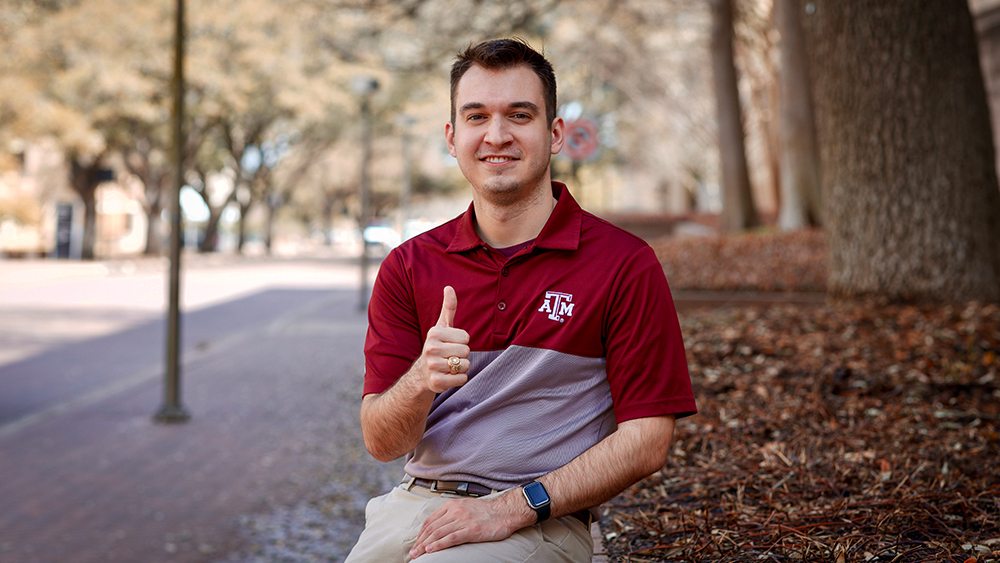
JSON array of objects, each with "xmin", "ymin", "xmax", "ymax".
[{"xmin": 0, "ymin": 142, "xmax": 147, "ymax": 259}]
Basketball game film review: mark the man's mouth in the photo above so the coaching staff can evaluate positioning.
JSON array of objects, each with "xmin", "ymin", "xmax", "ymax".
[{"xmin": 481, "ymin": 156, "xmax": 516, "ymax": 164}]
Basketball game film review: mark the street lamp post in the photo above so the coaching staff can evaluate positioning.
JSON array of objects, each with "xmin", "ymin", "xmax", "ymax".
[
  {"xmin": 156, "ymin": 0, "xmax": 190, "ymax": 423},
  {"xmin": 353, "ymin": 77, "xmax": 378, "ymax": 311}
]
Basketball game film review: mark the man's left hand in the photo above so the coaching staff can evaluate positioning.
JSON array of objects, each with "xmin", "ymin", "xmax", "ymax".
[{"xmin": 409, "ymin": 492, "xmax": 534, "ymax": 558}]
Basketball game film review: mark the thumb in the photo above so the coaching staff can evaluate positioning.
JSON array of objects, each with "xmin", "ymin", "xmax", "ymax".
[{"xmin": 436, "ymin": 286, "xmax": 457, "ymax": 328}]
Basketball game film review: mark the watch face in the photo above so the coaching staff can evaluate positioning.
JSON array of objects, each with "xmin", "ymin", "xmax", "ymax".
[{"xmin": 523, "ymin": 481, "xmax": 550, "ymax": 508}]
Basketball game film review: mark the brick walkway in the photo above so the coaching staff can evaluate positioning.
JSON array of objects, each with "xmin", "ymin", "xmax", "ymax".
[{"xmin": 0, "ymin": 259, "xmax": 397, "ymax": 562}]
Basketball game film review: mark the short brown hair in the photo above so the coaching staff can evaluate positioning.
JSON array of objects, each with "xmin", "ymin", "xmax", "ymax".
[{"xmin": 450, "ymin": 38, "xmax": 557, "ymax": 128}]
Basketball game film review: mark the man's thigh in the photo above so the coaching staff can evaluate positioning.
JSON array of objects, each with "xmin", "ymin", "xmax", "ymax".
[
  {"xmin": 345, "ymin": 486, "xmax": 593, "ymax": 563},
  {"xmin": 415, "ymin": 516, "xmax": 593, "ymax": 563},
  {"xmin": 345, "ymin": 486, "xmax": 447, "ymax": 563}
]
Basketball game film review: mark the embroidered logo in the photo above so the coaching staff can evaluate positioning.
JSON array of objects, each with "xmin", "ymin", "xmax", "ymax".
[{"xmin": 538, "ymin": 291, "xmax": 574, "ymax": 322}]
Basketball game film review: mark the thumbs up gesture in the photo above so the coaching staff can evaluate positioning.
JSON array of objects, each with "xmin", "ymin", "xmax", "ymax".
[{"xmin": 420, "ymin": 286, "xmax": 471, "ymax": 393}]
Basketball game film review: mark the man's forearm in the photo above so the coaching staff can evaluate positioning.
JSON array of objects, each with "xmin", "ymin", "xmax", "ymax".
[
  {"xmin": 539, "ymin": 415, "xmax": 676, "ymax": 518},
  {"xmin": 360, "ymin": 362, "xmax": 438, "ymax": 462}
]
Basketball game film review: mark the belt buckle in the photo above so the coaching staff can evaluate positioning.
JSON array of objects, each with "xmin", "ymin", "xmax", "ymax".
[
  {"xmin": 429, "ymin": 480, "xmax": 473, "ymax": 496},
  {"xmin": 401, "ymin": 475, "xmax": 416, "ymax": 491}
]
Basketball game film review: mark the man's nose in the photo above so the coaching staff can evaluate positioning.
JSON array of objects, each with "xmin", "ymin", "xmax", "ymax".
[{"xmin": 484, "ymin": 117, "xmax": 513, "ymax": 146}]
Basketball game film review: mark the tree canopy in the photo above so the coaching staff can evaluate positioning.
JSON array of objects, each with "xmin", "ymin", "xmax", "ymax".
[
  {"xmin": 3, "ymin": 0, "xmax": 1000, "ymax": 302},
  {"xmin": 0, "ymin": 0, "xmax": 720, "ymax": 247}
]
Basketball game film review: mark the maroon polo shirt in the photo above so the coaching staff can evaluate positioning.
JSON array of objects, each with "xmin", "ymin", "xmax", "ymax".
[{"xmin": 364, "ymin": 182, "xmax": 696, "ymax": 488}]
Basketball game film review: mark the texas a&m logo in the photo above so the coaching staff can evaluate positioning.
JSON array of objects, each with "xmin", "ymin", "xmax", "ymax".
[{"xmin": 538, "ymin": 291, "xmax": 574, "ymax": 322}]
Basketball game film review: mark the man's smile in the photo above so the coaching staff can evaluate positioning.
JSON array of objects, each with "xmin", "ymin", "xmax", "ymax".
[{"xmin": 480, "ymin": 155, "xmax": 519, "ymax": 164}]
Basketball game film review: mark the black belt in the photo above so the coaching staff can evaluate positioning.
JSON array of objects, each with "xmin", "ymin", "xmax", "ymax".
[
  {"xmin": 402, "ymin": 474, "xmax": 496, "ymax": 497},
  {"xmin": 401, "ymin": 475, "xmax": 593, "ymax": 527}
]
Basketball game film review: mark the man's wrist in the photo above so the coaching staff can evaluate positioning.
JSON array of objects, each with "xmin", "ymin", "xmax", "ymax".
[
  {"xmin": 521, "ymin": 481, "xmax": 551, "ymax": 524},
  {"xmin": 401, "ymin": 359, "xmax": 441, "ymax": 400}
]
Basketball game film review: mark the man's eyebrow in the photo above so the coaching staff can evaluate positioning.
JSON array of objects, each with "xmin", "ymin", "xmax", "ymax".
[
  {"xmin": 459, "ymin": 102, "xmax": 486, "ymax": 114},
  {"xmin": 458, "ymin": 101, "xmax": 541, "ymax": 114},
  {"xmin": 509, "ymin": 101, "xmax": 540, "ymax": 112}
]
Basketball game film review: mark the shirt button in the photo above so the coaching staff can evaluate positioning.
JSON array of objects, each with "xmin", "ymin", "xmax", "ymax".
[
  {"xmin": 501, "ymin": 267, "xmax": 510, "ymax": 277},
  {"xmin": 497, "ymin": 301, "xmax": 507, "ymax": 311}
]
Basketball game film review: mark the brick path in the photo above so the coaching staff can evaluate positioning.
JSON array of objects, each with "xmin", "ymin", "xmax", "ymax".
[{"xmin": 0, "ymin": 257, "xmax": 399, "ymax": 563}]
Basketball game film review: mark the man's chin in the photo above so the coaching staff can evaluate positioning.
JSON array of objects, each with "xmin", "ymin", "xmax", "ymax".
[
  {"xmin": 482, "ymin": 177, "xmax": 520, "ymax": 193},
  {"xmin": 479, "ymin": 179, "xmax": 525, "ymax": 204}
]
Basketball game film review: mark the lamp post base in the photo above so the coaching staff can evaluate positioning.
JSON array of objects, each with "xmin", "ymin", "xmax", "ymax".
[{"xmin": 154, "ymin": 404, "xmax": 191, "ymax": 423}]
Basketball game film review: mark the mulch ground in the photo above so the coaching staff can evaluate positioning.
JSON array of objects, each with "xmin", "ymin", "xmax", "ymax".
[
  {"xmin": 601, "ymin": 229, "xmax": 1000, "ymax": 563},
  {"xmin": 651, "ymin": 228, "xmax": 828, "ymax": 293}
]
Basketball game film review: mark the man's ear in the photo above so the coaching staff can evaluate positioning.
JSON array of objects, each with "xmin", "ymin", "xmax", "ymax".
[
  {"xmin": 445, "ymin": 122, "xmax": 457, "ymax": 158},
  {"xmin": 550, "ymin": 117, "xmax": 565, "ymax": 155}
]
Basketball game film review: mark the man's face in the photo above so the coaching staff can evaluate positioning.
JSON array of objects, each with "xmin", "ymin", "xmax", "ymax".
[{"xmin": 446, "ymin": 64, "xmax": 564, "ymax": 206}]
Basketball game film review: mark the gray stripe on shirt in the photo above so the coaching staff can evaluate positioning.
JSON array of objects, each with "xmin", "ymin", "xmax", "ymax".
[{"xmin": 404, "ymin": 345, "xmax": 616, "ymax": 490}]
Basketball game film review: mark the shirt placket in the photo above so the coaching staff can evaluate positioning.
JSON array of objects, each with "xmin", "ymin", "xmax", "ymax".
[{"xmin": 491, "ymin": 248, "xmax": 532, "ymax": 347}]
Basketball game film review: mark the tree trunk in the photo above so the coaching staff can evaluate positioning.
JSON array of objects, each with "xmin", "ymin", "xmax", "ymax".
[
  {"xmin": 191, "ymin": 167, "xmax": 236, "ymax": 253},
  {"xmin": 264, "ymin": 198, "xmax": 276, "ymax": 254},
  {"xmin": 81, "ymin": 191, "xmax": 97, "ymax": 260},
  {"xmin": 804, "ymin": 0, "xmax": 1000, "ymax": 302},
  {"xmin": 141, "ymin": 171, "xmax": 166, "ymax": 255},
  {"xmin": 775, "ymin": 0, "xmax": 822, "ymax": 230},
  {"xmin": 141, "ymin": 170, "xmax": 171, "ymax": 255},
  {"xmin": 69, "ymin": 157, "xmax": 103, "ymax": 261},
  {"xmin": 200, "ymin": 207, "xmax": 222, "ymax": 252},
  {"xmin": 763, "ymin": 76, "xmax": 783, "ymax": 216},
  {"xmin": 236, "ymin": 201, "xmax": 250, "ymax": 253},
  {"xmin": 121, "ymin": 142, "xmax": 170, "ymax": 257},
  {"xmin": 144, "ymin": 201, "xmax": 162, "ymax": 255},
  {"xmin": 708, "ymin": 0, "xmax": 759, "ymax": 231},
  {"xmin": 196, "ymin": 192, "xmax": 229, "ymax": 253}
]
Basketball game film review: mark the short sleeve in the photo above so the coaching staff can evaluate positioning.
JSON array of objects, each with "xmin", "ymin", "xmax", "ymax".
[
  {"xmin": 603, "ymin": 246, "xmax": 697, "ymax": 422},
  {"xmin": 363, "ymin": 249, "xmax": 423, "ymax": 395}
]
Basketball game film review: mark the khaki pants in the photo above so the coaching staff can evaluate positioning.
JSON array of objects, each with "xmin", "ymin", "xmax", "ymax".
[{"xmin": 345, "ymin": 484, "xmax": 594, "ymax": 563}]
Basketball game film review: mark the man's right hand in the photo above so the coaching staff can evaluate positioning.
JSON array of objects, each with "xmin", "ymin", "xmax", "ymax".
[
  {"xmin": 359, "ymin": 285, "xmax": 471, "ymax": 462},
  {"xmin": 418, "ymin": 286, "xmax": 470, "ymax": 393}
]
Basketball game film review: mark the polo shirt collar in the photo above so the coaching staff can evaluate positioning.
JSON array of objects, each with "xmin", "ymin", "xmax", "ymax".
[{"xmin": 446, "ymin": 182, "xmax": 582, "ymax": 253}]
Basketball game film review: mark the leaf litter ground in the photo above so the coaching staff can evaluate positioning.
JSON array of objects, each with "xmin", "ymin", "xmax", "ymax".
[{"xmin": 601, "ymin": 230, "xmax": 1000, "ymax": 563}]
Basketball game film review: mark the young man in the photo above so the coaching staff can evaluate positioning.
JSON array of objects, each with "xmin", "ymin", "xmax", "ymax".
[{"xmin": 346, "ymin": 38, "xmax": 696, "ymax": 562}]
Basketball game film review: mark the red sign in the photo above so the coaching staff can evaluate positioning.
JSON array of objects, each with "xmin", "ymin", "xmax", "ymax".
[{"xmin": 563, "ymin": 118, "xmax": 600, "ymax": 162}]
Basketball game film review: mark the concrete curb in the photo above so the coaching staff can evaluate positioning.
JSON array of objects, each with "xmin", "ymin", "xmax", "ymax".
[
  {"xmin": 671, "ymin": 289, "xmax": 828, "ymax": 305},
  {"xmin": 591, "ymin": 522, "xmax": 608, "ymax": 562}
]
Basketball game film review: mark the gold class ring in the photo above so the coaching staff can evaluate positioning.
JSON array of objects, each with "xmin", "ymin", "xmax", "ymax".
[{"xmin": 448, "ymin": 356, "xmax": 461, "ymax": 375}]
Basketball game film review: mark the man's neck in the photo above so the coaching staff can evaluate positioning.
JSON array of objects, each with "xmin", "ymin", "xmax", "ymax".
[{"xmin": 472, "ymin": 182, "xmax": 557, "ymax": 249}]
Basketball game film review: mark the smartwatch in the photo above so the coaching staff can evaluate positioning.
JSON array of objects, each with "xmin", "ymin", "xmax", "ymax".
[{"xmin": 521, "ymin": 480, "xmax": 551, "ymax": 523}]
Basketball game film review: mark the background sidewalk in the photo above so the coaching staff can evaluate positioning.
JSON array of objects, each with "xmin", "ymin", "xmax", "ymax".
[{"xmin": 0, "ymin": 255, "xmax": 403, "ymax": 562}]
